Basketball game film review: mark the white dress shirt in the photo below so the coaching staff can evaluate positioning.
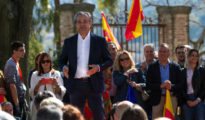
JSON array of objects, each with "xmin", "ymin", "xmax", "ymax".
[
  {"xmin": 30, "ymin": 70, "xmax": 66, "ymax": 100},
  {"xmin": 187, "ymin": 68, "xmax": 194, "ymax": 94},
  {"xmin": 75, "ymin": 31, "xmax": 91, "ymax": 78}
]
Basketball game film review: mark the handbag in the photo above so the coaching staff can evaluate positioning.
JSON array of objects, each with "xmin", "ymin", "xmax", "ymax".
[{"xmin": 141, "ymin": 90, "xmax": 149, "ymax": 101}]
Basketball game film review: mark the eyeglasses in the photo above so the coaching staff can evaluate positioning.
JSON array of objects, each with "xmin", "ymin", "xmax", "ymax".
[
  {"xmin": 120, "ymin": 57, "xmax": 130, "ymax": 62},
  {"xmin": 177, "ymin": 51, "xmax": 185, "ymax": 55},
  {"xmin": 41, "ymin": 60, "xmax": 50, "ymax": 64}
]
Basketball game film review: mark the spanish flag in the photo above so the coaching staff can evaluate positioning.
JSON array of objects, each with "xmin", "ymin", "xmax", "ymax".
[
  {"xmin": 102, "ymin": 12, "xmax": 121, "ymax": 50},
  {"xmin": 125, "ymin": 0, "xmax": 144, "ymax": 41},
  {"xmin": 0, "ymin": 94, "xmax": 7, "ymax": 103},
  {"xmin": 163, "ymin": 89, "xmax": 175, "ymax": 120}
]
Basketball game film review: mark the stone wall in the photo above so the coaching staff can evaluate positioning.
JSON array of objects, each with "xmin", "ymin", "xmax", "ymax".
[{"xmin": 157, "ymin": 6, "xmax": 191, "ymax": 61}]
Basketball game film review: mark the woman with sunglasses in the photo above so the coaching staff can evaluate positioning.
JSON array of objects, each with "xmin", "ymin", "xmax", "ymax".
[
  {"xmin": 112, "ymin": 50, "xmax": 146, "ymax": 107},
  {"xmin": 181, "ymin": 49, "xmax": 205, "ymax": 120},
  {"xmin": 30, "ymin": 52, "xmax": 66, "ymax": 100}
]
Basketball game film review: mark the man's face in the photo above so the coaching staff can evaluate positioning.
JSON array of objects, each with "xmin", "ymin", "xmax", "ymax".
[
  {"xmin": 14, "ymin": 46, "xmax": 25, "ymax": 59},
  {"xmin": 176, "ymin": 48, "xmax": 186, "ymax": 63},
  {"xmin": 2, "ymin": 105, "xmax": 13, "ymax": 115},
  {"xmin": 108, "ymin": 44, "xmax": 117, "ymax": 60},
  {"xmin": 144, "ymin": 46, "xmax": 154, "ymax": 61},
  {"xmin": 158, "ymin": 46, "xmax": 170, "ymax": 62},
  {"xmin": 76, "ymin": 15, "xmax": 92, "ymax": 36}
]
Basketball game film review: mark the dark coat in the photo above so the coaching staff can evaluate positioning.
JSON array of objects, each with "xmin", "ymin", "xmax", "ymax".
[
  {"xmin": 58, "ymin": 33, "xmax": 113, "ymax": 93},
  {"xmin": 182, "ymin": 67, "xmax": 205, "ymax": 104},
  {"xmin": 113, "ymin": 69, "xmax": 146, "ymax": 104},
  {"xmin": 146, "ymin": 60, "xmax": 184, "ymax": 106}
]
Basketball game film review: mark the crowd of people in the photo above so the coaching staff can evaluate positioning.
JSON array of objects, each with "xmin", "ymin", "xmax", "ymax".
[{"xmin": 0, "ymin": 11, "xmax": 204, "ymax": 120}]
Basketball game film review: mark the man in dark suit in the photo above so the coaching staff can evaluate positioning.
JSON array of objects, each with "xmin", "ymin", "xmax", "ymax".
[
  {"xmin": 59, "ymin": 11, "xmax": 112, "ymax": 120},
  {"xmin": 146, "ymin": 43, "xmax": 184, "ymax": 119}
]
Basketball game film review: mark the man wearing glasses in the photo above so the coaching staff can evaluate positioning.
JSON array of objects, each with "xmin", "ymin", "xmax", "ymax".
[
  {"xmin": 175, "ymin": 45, "xmax": 186, "ymax": 68},
  {"xmin": 4, "ymin": 41, "xmax": 27, "ymax": 120},
  {"xmin": 59, "ymin": 11, "xmax": 112, "ymax": 120}
]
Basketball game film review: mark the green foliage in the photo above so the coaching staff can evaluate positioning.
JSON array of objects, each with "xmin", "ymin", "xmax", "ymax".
[
  {"xmin": 97, "ymin": 0, "xmax": 120, "ymax": 15},
  {"xmin": 28, "ymin": 34, "xmax": 43, "ymax": 71},
  {"xmin": 32, "ymin": 0, "xmax": 54, "ymax": 42}
]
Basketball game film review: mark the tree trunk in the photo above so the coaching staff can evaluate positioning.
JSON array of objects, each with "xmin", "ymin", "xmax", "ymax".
[
  {"xmin": 54, "ymin": 0, "xmax": 61, "ymax": 60},
  {"xmin": 0, "ymin": 0, "xmax": 35, "ymax": 103}
]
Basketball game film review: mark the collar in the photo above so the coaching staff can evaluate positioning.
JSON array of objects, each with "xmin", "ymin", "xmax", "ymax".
[
  {"xmin": 78, "ymin": 31, "xmax": 90, "ymax": 40},
  {"xmin": 159, "ymin": 59, "xmax": 170, "ymax": 66}
]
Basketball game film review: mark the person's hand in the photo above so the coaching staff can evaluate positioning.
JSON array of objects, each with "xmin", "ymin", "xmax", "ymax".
[
  {"xmin": 129, "ymin": 81, "xmax": 142, "ymax": 92},
  {"xmin": 160, "ymin": 80, "xmax": 171, "ymax": 90},
  {"xmin": 126, "ymin": 68, "xmax": 138, "ymax": 76},
  {"xmin": 52, "ymin": 77, "xmax": 58, "ymax": 86},
  {"xmin": 87, "ymin": 65, "xmax": 100, "ymax": 76},
  {"xmin": 187, "ymin": 100, "xmax": 198, "ymax": 107},
  {"xmin": 63, "ymin": 66, "xmax": 69, "ymax": 79},
  {"xmin": 164, "ymin": 80, "xmax": 171, "ymax": 90}
]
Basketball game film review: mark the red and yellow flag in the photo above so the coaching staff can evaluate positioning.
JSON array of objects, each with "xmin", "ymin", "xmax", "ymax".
[
  {"xmin": 125, "ymin": 0, "xmax": 144, "ymax": 41},
  {"xmin": 163, "ymin": 89, "xmax": 175, "ymax": 120},
  {"xmin": 101, "ymin": 12, "xmax": 121, "ymax": 50}
]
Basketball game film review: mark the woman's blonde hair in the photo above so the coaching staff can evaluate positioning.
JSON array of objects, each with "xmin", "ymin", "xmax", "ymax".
[{"xmin": 113, "ymin": 50, "xmax": 135, "ymax": 72}]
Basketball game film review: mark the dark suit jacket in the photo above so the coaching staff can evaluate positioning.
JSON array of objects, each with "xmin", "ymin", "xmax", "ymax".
[
  {"xmin": 182, "ymin": 67, "xmax": 205, "ymax": 104},
  {"xmin": 59, "ymin": 33, "xmax": 112, "ymax": 93},
  {"xmin": 113, "ymin": 69, "xmax": 146, "ymax": 103},
  {"xmin": 146, "ymin": 60, "xmax": 184, "ymax": 106}
]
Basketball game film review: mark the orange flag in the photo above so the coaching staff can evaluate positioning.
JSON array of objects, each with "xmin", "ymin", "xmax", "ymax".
[
  {"xmin": 101, "ymin": 12, "xmax": 121, "ymax": 50},
  {"xmin": 163, "ymin": 89, "xmax": 175, "ymax": 120},
  {"xmin": 125, "ymin": 0, "xmax": 144, "ymax": 41}
]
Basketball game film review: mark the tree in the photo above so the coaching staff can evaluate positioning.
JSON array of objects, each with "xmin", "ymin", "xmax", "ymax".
[
  {"xmin": 143, "ymin": 0, "xmax": 205, "ymax": 56},
  {"xmin": 0, "ymin": 0, "xmax": 35, "ymax": 82},
  {"xmin": 97, "ymin": 0, "xmax": 120, "ymax": 15},
  {"xmin": 28, "ymin": 34, "xmax": 43, "ymax": 71}
]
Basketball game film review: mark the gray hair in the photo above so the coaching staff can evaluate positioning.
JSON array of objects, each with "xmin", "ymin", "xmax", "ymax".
[
  {"xmin": 1, "ymin": 102, "xmax": 13, "ymax": 109},
  {"xmin": 143, "ymin": 44, "xmax": 154, "ymax": 52},
  {"xmin": 34, "ymin": 91, "xmax": 55, "ymax": 110},
  {"xmin": 74, "ymin": 11, "xmax": 92, "ymax": 23},
  {"xmin": 159, "ymin": 43, "xmax": 169, "ymax": 51},
  {"xmin": 40, "ymin": 97, "xmax": 64, "ymax": 109},
  {"xmin": 36, "ymin": 105, "xmax": 63, "ymax": 120},
  {"xmin": 108, "ymin": 42, "xmax": 117, "ymax": 49}
]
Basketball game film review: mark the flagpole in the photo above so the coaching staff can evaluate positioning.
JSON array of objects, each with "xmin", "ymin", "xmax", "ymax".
[
  {"xmin": 125, "ymin": 0, "xmax": 129, "ymax": 50},
  {"xmin": 125, "ymin": 0, "xmax": 128, "ymax": 22}
]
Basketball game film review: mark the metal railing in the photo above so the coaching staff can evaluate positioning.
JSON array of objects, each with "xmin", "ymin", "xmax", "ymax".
[{"xmin": 92, "ymin": 23, "xmax": 165, "ymax": 63}]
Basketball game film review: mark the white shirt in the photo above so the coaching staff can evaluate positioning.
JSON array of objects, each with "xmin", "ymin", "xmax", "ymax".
[
  {"xmin": 75, "ymin": 31, "xmax": 91, "ymax": 78},
  {"xmin": 187, "ymin": 68, "xmax": 194, "ymax": 94},
  {"xmin": 30, "ymin": 70, "xmax": 66, "ymax": 100}
]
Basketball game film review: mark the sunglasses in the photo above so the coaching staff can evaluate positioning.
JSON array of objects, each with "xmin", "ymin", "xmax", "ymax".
[
  {"xmin": 120, "ymin": 57, "xmax": 130, "ymax": 62},
  {"xmin": 41, "ymin": 60, "xmax": 50, "ymax": 64}
]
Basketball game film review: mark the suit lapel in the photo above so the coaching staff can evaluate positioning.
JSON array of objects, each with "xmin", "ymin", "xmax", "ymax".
[
  {"xmin": 157, "ymin": 61, "xmax": 161, "ymax": 83},
  {"xmin": 88, "ymin": 33, "xmax": 94, "ymax": 65},
  {"xmin": 73, "ymin": 34, "xmax": 78, "ymax": 73},
  {"xmin": 169, "ymin": 62, "xmax": 173, "ymax": 82}
]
